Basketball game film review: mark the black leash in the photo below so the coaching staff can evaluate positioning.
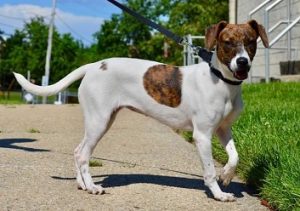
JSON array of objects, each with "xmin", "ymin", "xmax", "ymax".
[
  {"xmin": 107, "ymin": 0, "xmax": 183, "ymax": 44},
  {"xmin": 107, "ymin": 0, "xmax": 242, "ymax": 86},
  {"xmin": 107, "ymin": 0, "xmax": 212, "ymax": 63}
]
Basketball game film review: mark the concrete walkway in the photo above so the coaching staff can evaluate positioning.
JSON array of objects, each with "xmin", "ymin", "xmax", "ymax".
[{"xmin": 0, "ymin": 105, "xmax": 267, "ymax": 210}]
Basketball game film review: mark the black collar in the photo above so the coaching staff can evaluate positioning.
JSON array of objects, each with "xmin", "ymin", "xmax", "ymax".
[
  {"xmin": 209, "ymin": 65, "xmax": 243, "ymax": 86},
  {"xmin": 197, "ymin": 48, "xmax": 242, "ymax": 86}
]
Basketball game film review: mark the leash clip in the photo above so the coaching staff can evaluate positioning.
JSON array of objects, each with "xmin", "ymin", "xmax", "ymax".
[
  {"xmin": 179, "ymin": 37, "xmax": 189, "ymax": 46},
  {"xmin": 180, "ymin": 37, "xmax": 199, "ymax": 54}
]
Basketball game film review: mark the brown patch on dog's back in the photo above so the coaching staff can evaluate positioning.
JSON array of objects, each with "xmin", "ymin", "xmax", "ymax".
[
  {"xmin": 100, "ymin": 62, "xmax": 107, "ymax": 71},
  {"xmin": 143, "ymin": 64, "xmax": 182, "ymax": 107}
]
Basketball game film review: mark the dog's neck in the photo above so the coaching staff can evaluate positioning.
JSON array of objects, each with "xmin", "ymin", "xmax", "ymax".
[{"xmin": 210, "ymin": 51, "xmax": 242, "ymax": 83}]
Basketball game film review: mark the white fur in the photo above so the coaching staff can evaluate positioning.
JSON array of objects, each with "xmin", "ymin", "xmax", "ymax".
[
  {"xmin": 14, "ymin": 53, "xmax": 243, "ymax": 202},
  {"xmin": 230, "ymin": 45, "xmax": 251, "ymax": 71}
]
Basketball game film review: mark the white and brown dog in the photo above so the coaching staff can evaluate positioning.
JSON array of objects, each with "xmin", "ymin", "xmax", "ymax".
[{"xmin": 14, "ymin": 20, "xmax": 269, "ymax": 202}]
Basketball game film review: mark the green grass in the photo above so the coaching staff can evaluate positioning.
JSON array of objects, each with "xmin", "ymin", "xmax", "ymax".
[
  {"xmin": 183, "ymin": 82, "xmax": 300, "ymax": 210},
  {"xmin": 0, "ymin": 91, "xmax": 57, "ymax": 104},
  {"xmin": 89, "ymin": 159, "xmax": 103, "ymax": 167},
  {"xmin": 27, "ymin": 128, "xmax": 41, "ymax": 133},
  {"xmin": 0, "ymin": 92, "xmax": 23, "ymax": 104},
  {"xmin": 235, "ymin": 82, "xmax": 300, "ymax": 210}
]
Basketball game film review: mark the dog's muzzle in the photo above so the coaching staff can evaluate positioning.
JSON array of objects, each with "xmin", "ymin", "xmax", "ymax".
[{"xmin": 233, "ymin": 57, "xmax": 250, "ymax": 80}]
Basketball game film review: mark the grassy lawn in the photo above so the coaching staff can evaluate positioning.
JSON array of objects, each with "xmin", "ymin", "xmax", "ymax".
[
  {"xmin": 0, "ymin": 91, "xmax": 57, "ymax": 104},
  {"xmin": 0, "ymin": 92, "xmax": 23, "ymax": 104},
  {"xmin": 213, "ymin": 82, "xmax": 299, "ymax": 210},
  {"xmin": 182, "ymin": 82, "xmax": 299, "ymax": 210},
  {"xmin": 242, "ymin": 82, "xmax": 299, "ymax": 210}
]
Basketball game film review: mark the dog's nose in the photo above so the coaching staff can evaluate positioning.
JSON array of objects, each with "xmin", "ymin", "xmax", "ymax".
[{"xmin": 236, "ymin": 57, "xmax": 248, "ymax": 66}]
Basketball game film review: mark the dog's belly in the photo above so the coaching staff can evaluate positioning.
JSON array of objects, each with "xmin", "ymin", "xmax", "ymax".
[
  {"xmin": 151, "ymin": 112, "xmax": 193, "ymax": 130},
  {"xmin": 126, "ymin": 104, "xmax": 193, "ymax": 131}
]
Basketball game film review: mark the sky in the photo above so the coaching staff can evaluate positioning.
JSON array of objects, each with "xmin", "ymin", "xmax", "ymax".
[{"xmin": 0, "ymin": 0, "xmax": 122, "ymax": 46}]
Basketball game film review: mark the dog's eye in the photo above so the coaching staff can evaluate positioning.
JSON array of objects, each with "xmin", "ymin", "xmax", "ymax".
[
  {"xmin": 246, "ymin": 40, "xmax": 256, "ymax": 46},
  {"xmin": 224, "ymin": 41, "xmax": 232, "ymax": 47}
]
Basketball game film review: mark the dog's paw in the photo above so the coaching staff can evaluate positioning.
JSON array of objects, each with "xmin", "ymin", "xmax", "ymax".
[
  {"xmin": 214, "ymin": 192, "xmax": 236, "ymax": 202},
  {"xmin": 87, "ymin": 185, "xmax": 105, "ymax": 195},
  {"xmin": 220, "ymin": 164, "xmax": 236, "ymax": 186}
]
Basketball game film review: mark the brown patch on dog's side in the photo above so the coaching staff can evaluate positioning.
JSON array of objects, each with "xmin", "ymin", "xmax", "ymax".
[
  {"xmin": 143, "ymin": 64, "xmax": 182, "ymax": 107},
  {"xmin": 100, "ymin": 62, "xmax": 107, "ymax": 71}
]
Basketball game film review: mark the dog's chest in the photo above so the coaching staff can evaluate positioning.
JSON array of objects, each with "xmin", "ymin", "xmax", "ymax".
[
  {"xmin": 205, "ymin": 86, "xmax": 240, "ymax": 124},
  {"xmin": 223, "ymin": 97, "xmax": 234, "ymax": 118}
]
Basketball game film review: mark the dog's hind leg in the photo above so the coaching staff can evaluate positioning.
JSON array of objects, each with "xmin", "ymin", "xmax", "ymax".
[{"xmin": 74, "ymin": 109, "xmax": 117, "ymax": 194}]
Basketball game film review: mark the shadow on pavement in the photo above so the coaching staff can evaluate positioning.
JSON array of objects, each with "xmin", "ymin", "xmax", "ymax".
[
  {"xmin": 51, "ymin": 156, "xmax": 258, "ymax": 199},
  {"xmin": 0, "ymin": 138, "xmax": 50, "ymax": 152},
  {"xmin": 98, "ymin": 174, "xmax": 257, "ymax": 198},
  {"xmin": 52, "ymin": 173, "xmax": 258, "ymax": 199}
]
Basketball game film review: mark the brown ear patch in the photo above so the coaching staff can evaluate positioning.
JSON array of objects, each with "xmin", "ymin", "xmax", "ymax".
[
  {"xmin": 247, "ymin": 19, "xmax": 269, "ymax": 48},
  {"xmin": 205, "ymin": 21, "xmax": 228, "ymax": 50},
  {"xmin": 100, "ymin": 62, "xmax": 107, "ymax": 71},
  {"xmin": 143, "ymin": 65, "xmax": 182, "ymax": 107}
]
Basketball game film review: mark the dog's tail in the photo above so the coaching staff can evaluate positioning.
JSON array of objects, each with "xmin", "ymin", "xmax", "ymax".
[{"xmin": 13, "ymin": 64, "xmax": 89, "ymax": 96}]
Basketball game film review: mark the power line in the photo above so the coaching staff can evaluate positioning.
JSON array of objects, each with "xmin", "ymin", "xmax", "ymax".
[
  {"xmin": 0, "ymin": 3, "xmax": 96, "ymax": 45},
  {"xmin": 56, "ymin": 0, "xmax": 104, "ymax": 17},
  {"xmin": 55, "ymin": 13, "xmax": 94, "ymax": 44},
  {"xmin": 0, "ymin": 22, "xmax": 21, "ymax": 29},
  {"xmin": 0, "ymin": 15, "xmax": 94, "ymax": 45},
  {"xmin": 0, "ymin": 13, "xmax": 50, "ymax": 22},
  {"xmin": 0, "ymin": 14, "xmax": 24, "ymax": 21}
]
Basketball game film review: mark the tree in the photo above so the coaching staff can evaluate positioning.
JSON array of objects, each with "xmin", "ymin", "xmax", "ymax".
[
  {"xmin": 94, "ymin": 14, "xmax": 128, "ymax": 59},
  {"xmin": 51, "ymin": 33, "xmax": 82, "ymax": 84},
  {"xmin": 0, "ymin": 30, "xmax": 5, "ymax": 53},
  {"xmin": 94, "ymin": 0, "xmax": 228, "ymax": 65},
  {"xmin": 0, "ymin": 29, "xmax": 28, "ymax": 88},
  {"xmin": 95, "ymin": 0, "xmax": 170, "ymax": 60},
  {"xmin": 0, "ymin": 17, "xmax": 89, "ymax": 89},
  {"xmin": 24, "ymin": 17, "xmax": 51, "ymax": 82},
  {"xmin": 165, "ymin": 0, "xmax": 229, "ymax": 64}
]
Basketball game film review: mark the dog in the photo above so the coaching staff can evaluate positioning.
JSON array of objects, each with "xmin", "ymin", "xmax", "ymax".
[{"xmin": 14, "ymin": 20, "xmax": 269, "ymax": 202}]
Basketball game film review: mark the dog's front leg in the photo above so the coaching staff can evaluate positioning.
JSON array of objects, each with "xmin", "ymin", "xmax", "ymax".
[
  {"xmin": 216, "ymin": 127, "xmax": 239, "ymax": 186},
  {"xmin": 193, "ymin": 129, "xmax": 236, "ymax": 202}
]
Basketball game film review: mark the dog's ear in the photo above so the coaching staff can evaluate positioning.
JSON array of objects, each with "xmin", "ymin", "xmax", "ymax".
[
  {"xmin": 205, "ymin": 21, "xmax": 227, "ymax": 50},
  {"xmin": 248, "ymin": 19, "xmax": 269, "ymax": 48}
]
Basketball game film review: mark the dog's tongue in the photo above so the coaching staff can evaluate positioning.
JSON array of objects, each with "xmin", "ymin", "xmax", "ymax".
[{"xmin": 233, "ymin": 70, "xmax": 248, "ymax": 80}]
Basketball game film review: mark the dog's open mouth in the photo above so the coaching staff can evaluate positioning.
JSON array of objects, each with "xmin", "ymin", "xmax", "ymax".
[{"xmin": 233, "ymin": 68, "xmax": 249, "ymax": 80}]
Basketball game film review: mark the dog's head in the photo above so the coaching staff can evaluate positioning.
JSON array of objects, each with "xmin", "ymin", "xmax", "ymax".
[{"xmin": 205, "ymin": 20, "xmax": 269, "ymax": 80}]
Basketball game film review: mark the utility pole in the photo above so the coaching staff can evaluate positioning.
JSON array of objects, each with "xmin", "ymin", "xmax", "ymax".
[{"xmin": 42, "ymin": 0, "xmax": 56, "ymax": 104}]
